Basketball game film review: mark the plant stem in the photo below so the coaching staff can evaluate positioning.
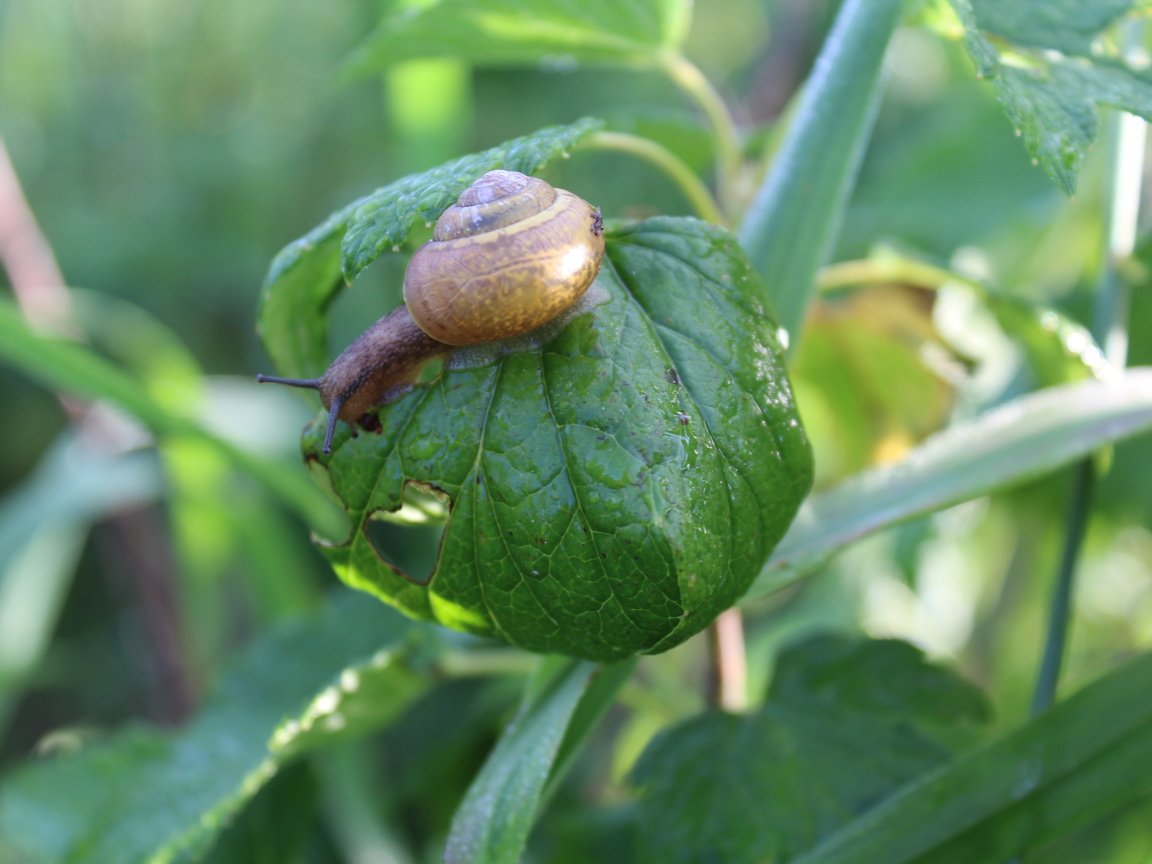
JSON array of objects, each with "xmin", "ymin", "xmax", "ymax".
[
  {"xmin": 0, "ymin": 138, "xmax": 74, "ymax": 333},
  {"xmin": 437, "ymin": 648, "xmax": 538, "ymax": 678},
  {"xmin": 1031, "ymin": 54, "xmax": 1146, "ymax": 714},
  {"xmin": 582, "ymin": 130, "xmax": 725, "ymax": 224},
  {"xmin": 1031, "ymin": 461, "xmax": 1095, "ymax": 715},
  {"xmin": 738, "ymin": 0, "xmax": 905, "ymax": 349},
  {"xmin": 707, "ymin": 608, "xmax": 749, "ymax": 712},
  {"xmin": 660, "ymin": 52, "xmax": 743, "ymax": 222},
  {"xmin": 817, "ymin": 256, "xmax": 968, "ymax": 294}
]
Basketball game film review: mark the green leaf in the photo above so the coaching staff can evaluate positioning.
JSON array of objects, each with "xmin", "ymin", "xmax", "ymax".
[
  {"xmin": 0, "ymin": 594, "xmax": 429, "ymax": 864},
  {"xmin": 347, "ymin": 0, "xmax": 689, "ymax": 74},
  {"xmin": 751, "ymin": 368, "xmax": 1152, "ymax": 598},
  {"xmin": 630, "ymin": 636, "xmax": 989, "ymax": 864},
  {"xmin": 738, "ymin": 0, "xmax": 906, "ymax": 344},
  {"xmin": 955, "ymin": 0, "xmax": 1152, "ymax": 194},
  {"xmin": 306, "ymin": 217, "xmax": 811, "ymax": 660},
  {"xmin": 444, "ymin": 657, "xmax": 631, "ymax": 864},
  {"xmin": 793, "ymin": 650, "xmax": 1152, "ymax": 864},
  {"xmin": 258, "ymin": 118, "xmax": 604, "ymax": 380}
]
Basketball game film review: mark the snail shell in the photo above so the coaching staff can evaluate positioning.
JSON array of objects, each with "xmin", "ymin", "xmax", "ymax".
[
  {"xmin": 404, "ymin": 170, "xmax": 605, "ymax": 346},
  {"xmin": 257, "ymin": 170, "xmax": 606, "ymax": 453}
]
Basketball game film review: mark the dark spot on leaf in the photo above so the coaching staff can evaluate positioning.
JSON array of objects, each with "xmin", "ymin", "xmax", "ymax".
[
  {"xmin": 357, "ymin": 412, "xmax": 383, "ymax": 435},
  {"xmin": 677, "ymin": 412, "xmax": 690, "ymax": 425},
  {"xmin": 591, "ymin": 208, "xmax": 604, "ymax": 236},
  {"xmin": 665, "ymin": 367, "xmax": 680, "ymax": 386}
]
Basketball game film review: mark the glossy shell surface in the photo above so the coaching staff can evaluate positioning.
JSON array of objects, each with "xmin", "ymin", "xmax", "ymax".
[{"xmin": 403, "ymin": 170, "xmax": 605, "ymax": 347}]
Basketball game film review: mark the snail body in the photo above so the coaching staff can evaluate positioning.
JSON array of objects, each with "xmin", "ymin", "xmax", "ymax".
[{"xmin": 258, "ymin": 170, "xmax": 605, "ymax": 453}]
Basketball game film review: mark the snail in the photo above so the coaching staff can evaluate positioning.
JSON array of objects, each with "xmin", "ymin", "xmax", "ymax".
[{"xmin": 257, "ymin": 170, "xmax": 606, "ymax": 454}]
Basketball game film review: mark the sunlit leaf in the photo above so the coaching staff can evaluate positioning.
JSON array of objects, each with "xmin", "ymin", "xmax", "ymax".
[{"xmin": 294, "ymin": 218, "xmax": 811, "ymax": 660}]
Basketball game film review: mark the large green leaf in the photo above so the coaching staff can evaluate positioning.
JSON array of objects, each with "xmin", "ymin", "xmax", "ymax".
[
  {"xmin": 630, "ymin": 636, "xmax": 989, "ymax": 864},
  {"xmin": 347, "ymin": 0, "xmax": 689, "ymax": 74},
  {"xmin": 955, "ymin": 0, "xmax": 1152, "ymax": 194},
  {"xmin": 752, "ymin": 368, "xmax": 1152, "ymax": 598},
  {"xmin": 794, "ymin": 650, "xmax": 1152, "ymax": 863},
  {"xmin": 258, "ymin": 119, "xmax": 604, "ymax": 379},
  {"xmin": 0, "ymin": 594, "xmax": 428, "ymax": 864},
  {"xmin": 291, "ymin": 217, "xmax": 811, "ymax": 660}
]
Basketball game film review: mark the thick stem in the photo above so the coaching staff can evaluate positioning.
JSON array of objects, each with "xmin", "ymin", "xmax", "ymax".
[{"xmin": 738, "ymin": 0, "xmax": 905, "ymax": 350}]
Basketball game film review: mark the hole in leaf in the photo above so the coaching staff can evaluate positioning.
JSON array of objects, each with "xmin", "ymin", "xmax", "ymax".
[{"xmin": 363, "ymin": 481, "xmax": 450, "ymax": 585}]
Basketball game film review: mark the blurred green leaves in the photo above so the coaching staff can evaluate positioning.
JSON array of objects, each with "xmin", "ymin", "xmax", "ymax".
[
  {"xmin": 0, "ymin": 300, "xmax": 343, "ymax": 538},
  {"xmin": 0, "ymin": 593, "xmax": 425, "ymax": 864},
  {"xmin": 0, "ymin": 436, "xmax": 161, "ymax": 727},
  {"xmin": 349, "ymin": 0, "xmax": 691, "ymax": 72},
  {"xmin": 957, "ymin": 0, "xmax": 1152, "ymax": 193},
  {"xmin": 754, "ymin": 368, "xmax": 1152, "ymax": 598}
]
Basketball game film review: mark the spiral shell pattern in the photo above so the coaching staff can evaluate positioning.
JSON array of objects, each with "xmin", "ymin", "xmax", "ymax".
[{"xmin": 403, "ymin": 170, "xmax": 605, "ymax": 347}]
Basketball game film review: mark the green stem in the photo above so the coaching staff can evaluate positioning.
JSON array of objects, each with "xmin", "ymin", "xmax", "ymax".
[
  {"xmin": 1031, "ymin": 30, "xmax": 1145, "ymax": 713},
  {"xmin": 437, "ymin": 648, "xmax": 537, "ymax": 678},
  {"xmin": 1031, "ymin": 461, "xmax": 1095, "ymax": 715},
  {"xmin": 660, "ymin": 52, "xmax": 742, "ymax": 222},
  {"xmin": 738, "ymin": 0, "xmax": 906, "ymax": 349},
  {"xmin": 817, "ymin": 257, "xmax": 970, "ymax": 293},
  {"xmin": 582, "ymin": 130, "xmax": 725, "ymax": 224}
]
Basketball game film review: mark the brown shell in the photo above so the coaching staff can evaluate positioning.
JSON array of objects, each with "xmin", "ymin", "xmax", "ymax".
[{"xmin": 403, "ymin": 170, "xmax": 605, "ymax": 347}]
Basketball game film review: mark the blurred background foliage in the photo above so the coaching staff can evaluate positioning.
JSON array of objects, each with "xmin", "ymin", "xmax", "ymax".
[{"xmin": 1, "ymin": 0, "xmax": 1151, "ymax": 859}]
